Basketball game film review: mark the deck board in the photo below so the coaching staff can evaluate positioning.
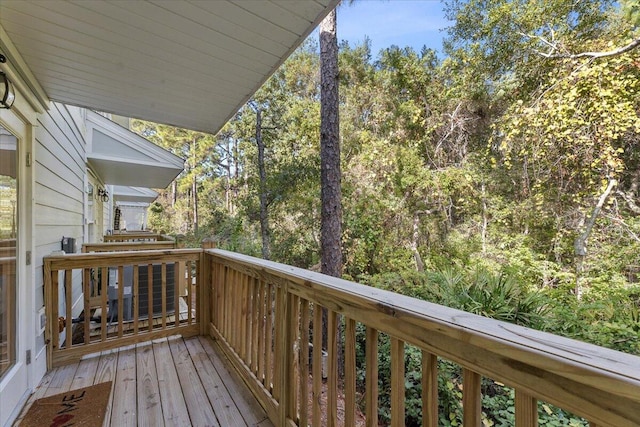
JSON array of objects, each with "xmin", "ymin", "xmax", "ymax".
[
  {"xmin": 136, "ymin": 342, "xmax": 163, "ymax": 427},
  {"xmin": 198, "ymin": 336, "xmax": 271, "ymax": 426},
  {"xmin": 185, "ymin": 336, "xmax": 247, "ymax": 426},
  {"xmin": 16, "ymin": 336, "xmax": 273, "ymax": 427},
  {"xmin": 94, "ymin": 349, "xmax": 118, "ymax": 427},
  {"xmin": 168, "ymin": 337, "xmax": 219, "ymax": 427},
  {"xmin": 111, "ymin": 344, "xmax": 138, "ymax": 427},
  {"xmin": 154, "ymin": 338, "xmax": 191, "ymax": 426}
]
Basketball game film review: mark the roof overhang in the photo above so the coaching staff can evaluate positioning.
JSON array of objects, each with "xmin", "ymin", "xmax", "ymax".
[
  {"xmin": 86, "ymin": 111, "xmax": 184, "ymax": 188},
  {"xmin": 0, "ymin": 1, "xmax": 338, "ymax": 134},
  {"xmin": 112, "ymin": 186, "xmax": 158, "ymax": 204}
]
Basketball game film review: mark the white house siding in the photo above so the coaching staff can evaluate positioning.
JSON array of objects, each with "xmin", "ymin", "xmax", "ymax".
[{"xmin": 33, "ymin": 103, "xmax": 86, "ymax": 353}]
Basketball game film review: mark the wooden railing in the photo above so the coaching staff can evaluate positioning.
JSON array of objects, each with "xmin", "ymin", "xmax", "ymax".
[
  {"xmin": 42, "ymin": 246, "xmax": 640, "ymax": 425},
  {"xmin": 204, "ymin": 249, "xmax": 640, "ymax": 427},
  {"xmin": 102, "ymin": 232, "xmax": 174, "ymax": 243},
  {"xmin": 82, "ymin": 240, "xmax": 176, "ymax": 252},
  {"xmin": 43, "ymin": 249, "xmax": 203, "ymax": 368}
]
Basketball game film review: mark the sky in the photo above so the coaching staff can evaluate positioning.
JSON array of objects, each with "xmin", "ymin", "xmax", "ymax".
[{"xmin": 337, "ymin": 0, "xmax": 452, "ymax": 57}]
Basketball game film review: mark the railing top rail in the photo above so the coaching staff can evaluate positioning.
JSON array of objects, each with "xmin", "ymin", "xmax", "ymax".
[
  {"xmin": 82, "ymin": 241, "xmax": 176, "ymax": 252},
  {"xmin": 103, "ymin": 233, "xmax": 175, "ymax": 240},
  {"xmin": 45, "ymin": 248, "xmax": 201, "ymax": 269},
  {"xmin": 206, "ymin": 248, "xmax": 640, "ymax": 425}
]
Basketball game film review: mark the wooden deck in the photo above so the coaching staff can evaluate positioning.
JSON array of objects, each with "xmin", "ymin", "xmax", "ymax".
[{"xmin": 14, "ymin": 336, "xmax": 273, "ymax": 427}]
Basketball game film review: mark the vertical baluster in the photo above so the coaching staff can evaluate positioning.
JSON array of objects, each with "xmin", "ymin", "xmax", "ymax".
[
  {"xmin": 240, "ymin": 273, "xmax": 248, "ymax": 361},
  {"xmin": 65, "ymin": 269, "xmax": 73, "ymax": 348},
  {"xmin": 101, "ymin": 267, "xmax": 108, "ymax": 340},
  {"xmin": 83, "ymin": 268, "xmax": 91, "ymax": 345},
  {"xmin": 515, "ymin": 390, "xmax": 538, "ymax": 427},
  {"xmin": 422, "ymin": 351, "xmax": 438, "ymax": 427},
  {"xmin": 227, "ymin": 269, "xmax": 234, "ymax": 345},
  {"xmin": 175, "ymin": 262, "xmax": 183, "ymax": 327},
  {"xmin": 133, "ymin": 265, "xmax": 139, "ymax": 335},
  {"xmin": 220, "ymin": 263, "xmax": 226, "ymax": 330},
  {"xmin": 288, "ymin": 294, "xmax": 300, "ymax": 422},
  {"xmin": 273, "ymin": 285, "xmax": 283, "ymax": 401},
  {"xmin": 244, "ymin": 274, "xmax": 251, "ymax": 365},
  {"xmin": 366, "ymin": 327, "xmax": 379, "ymax": 427},
  {"xmin": 117, "ymin": 266, "xmax": 124, "ymax": 337},
  {"xmin": 299, "ymin": 299, "xmax": 310, "ymax": 427},
  {"xmin": 345, "ymin": 318, "xmax": 357, "ymax": 427},
  {"xmin": 257, "ymin": 280, "xmax": 266, "ymax": 383},
  {"xmin": 312, "ymin": 304, "xmax": 323, "ymax": 426},
  {"xmin": 328, "ymin": 310, "xmax": 338, "ymax": 427},
  {"xmin": 251, "ymin": 277, "xmax": 260, "ymax": 374},
  {"xmin": 277, "ymin": 285, "xmax": 291, "ymax": 426},
  {"xmin": 147, "ymin": 264, "xmax": 153, "ymax": 333},
  {"xmin": 391, "ymin": 338, "xmax": 405, "ymax": 427},
  {"xmin": 463, "ymin": 369, "xmax": 481, "ymax": 427},
  {"xmin": 232, "ymin": 269, "xmax": 238, "ymax": 349},
  {"xmin": 187, "ymin": 260, "xmax": 193, "ymax": 325},
  {"xmin": 265, "ymin": 283, "xmax": 274, "ymax": 392},
  {"xmin": 51, "ymin": 269, "xmax": 59, "ymax": 352},
  {"xmin": 160, "ymin": 263, "xmax": 167, "ymax": 329}
]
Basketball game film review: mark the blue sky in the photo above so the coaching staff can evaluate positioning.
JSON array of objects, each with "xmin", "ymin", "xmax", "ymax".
[{"xmin": 337, "ymin": 0, "xmax": 452, "ymax": 57}]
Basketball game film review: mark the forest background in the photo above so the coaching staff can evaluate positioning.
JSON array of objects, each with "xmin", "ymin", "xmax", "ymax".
[{"xmin": 131, "ymin": 1, "xmax": 640, "ymax": 424}]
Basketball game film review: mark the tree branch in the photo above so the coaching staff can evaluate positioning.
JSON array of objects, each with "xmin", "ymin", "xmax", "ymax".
[
  {"xmin": 545, "ymin": 38, "xmax": 640, "ymax": 59},
  {"xmin": 616, "ymin": 189, "xmax": 640, "ymax": 215},
  {"xmin": 574, "ymin": 179, "xmax": 617, "ymax": 257},
  {"xmin": 521, "ymin": 30, "xmax": 640, "ymax": 59}
]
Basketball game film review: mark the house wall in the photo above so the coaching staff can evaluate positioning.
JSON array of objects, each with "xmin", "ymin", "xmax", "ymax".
[
  {"xmin": 86, "ymin": 172, "xmax": 106, "ymax": 243},
  {"xmin": 33, "ymin": 103, "xmax": 87, "ymax": 354}
]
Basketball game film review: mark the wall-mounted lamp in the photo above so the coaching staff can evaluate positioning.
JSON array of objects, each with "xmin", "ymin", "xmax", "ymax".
[
  {"xmin": 0, "ymin": 55, "xmax": 15, "ymax": 109},
  {"xmin": 96, "ymin": 187, "xmax": 109, "ymax": 203}
]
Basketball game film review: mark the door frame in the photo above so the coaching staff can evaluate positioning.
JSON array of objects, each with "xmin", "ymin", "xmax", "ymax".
[{"xmin": 0, "ymin": 97, "xmax": 36, "ymax": 427}]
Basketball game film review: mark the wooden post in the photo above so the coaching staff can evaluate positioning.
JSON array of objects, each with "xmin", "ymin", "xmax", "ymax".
[
  {"xmin": 391, "ymin": 338, "xmax": 405, "ymax": 427},
  {"xmin": 201, "ymin": 238, "xmax": 215, "ymax": 334},
  {"xmin": 312, "ymin": 304, "xmax": 323, "ymax": 426},
  {"xmin": 422, "ymin": 351, "xmax": 438, "ymax": 427},
  {"xmin": 277, "ymin": 284, "xmax": 291, "ymax": 425},
  {"xmin": 299, "ymin": 299, "xmax": 310, "ymax": 427},
  {"xmin": 201, "ymin": 237, "xmax": 216, "ymax": 250},
  {"xmin": 515, "ymin": 390, "xmax": 538, "ymax": 427},
  {"xmin": 365, "ymin": 327, "xmax": 379, "ymax": 427},
  {"xmin": 328, "ymin": 310, "xmax": 338, "ymax": 427},
  {"xmin": 463, "ymin": 369, "xmax": 481, "ymax": 427},
  {"xmin": 345, "ymin": 318, "xmax": 356, "ymax": 427}
]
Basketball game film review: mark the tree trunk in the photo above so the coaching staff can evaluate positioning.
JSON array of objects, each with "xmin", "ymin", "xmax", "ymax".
[
  {"xmin": 256, "ymin": 108, "xmax": 271, "ymax": 260},
  {"xmin": 481, "ymin": 181, "xmax": 488, "ymax": 253},
  {"xmin": 192, "ymin": 172, "xmax": 198, "ymax": 234},
  {"xmin": 172, "ymin": 180, "xmax": 177, "ymax": 208},
  {"xmin": 320, "ymin": 9, "xmax": 342, "ymax": 279},
  {"xmin": 320, "ymin": 8, "xmax": 342, "ymax": 371},
  {"xmin": 225, "ymin": 135, "xmax": 232, "ymax": 213},
  {"xmin": 574, "ymin": 178, "xmax": 617, "ymax": 298},
  {"xmin": 411, "ymin": 212, "xmax": 425, "ymax": 272}
]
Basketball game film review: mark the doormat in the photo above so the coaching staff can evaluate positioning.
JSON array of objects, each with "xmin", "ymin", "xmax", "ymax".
[{"xmin": 20, "ymin": 381, "xmax": 112, "ymax": 427}]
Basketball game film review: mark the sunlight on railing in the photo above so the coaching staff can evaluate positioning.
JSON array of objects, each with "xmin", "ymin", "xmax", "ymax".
[{"xmin": 205, "ymin": 249, "xmax": 640, "ymax": 427}]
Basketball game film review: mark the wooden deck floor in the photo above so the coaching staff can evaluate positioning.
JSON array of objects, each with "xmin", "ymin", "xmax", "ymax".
[{"xmin": 14, "ymin": 336, "xmax": 273, "ymax": 427}]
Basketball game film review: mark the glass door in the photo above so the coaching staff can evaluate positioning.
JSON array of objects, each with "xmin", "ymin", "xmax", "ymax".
[
  {"xmin": 0, "ymin": 109, "xmax": 29, "ymax": 427},
  {"xmin": 0, "ymin": 123, "xmax": 16, "ymax": 380}
]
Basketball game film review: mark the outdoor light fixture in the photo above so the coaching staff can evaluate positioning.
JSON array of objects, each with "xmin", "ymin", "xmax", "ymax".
[
  {"xmin": 0, "ymin": 72, "xmax": 15, "ymax": 109},
  {"xmin": 96, "ymin": 187, "xmax": 109, "ymax": 203},
  {"xmin": 0, "ymin": 54, "xmax": 15, "ymax": 109}
]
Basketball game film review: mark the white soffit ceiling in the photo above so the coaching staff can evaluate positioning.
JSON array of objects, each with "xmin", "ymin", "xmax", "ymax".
[
  {"xmin": 0, "ymin": 0, "xmax": 338, "ymax": 134},
  {"xmin": 86, "ymin": 111, "xmax": 184, "ymax": 188},
  {"xmin": 113, "ymin": 186, "xmax": 158, "ymax": 204}
]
